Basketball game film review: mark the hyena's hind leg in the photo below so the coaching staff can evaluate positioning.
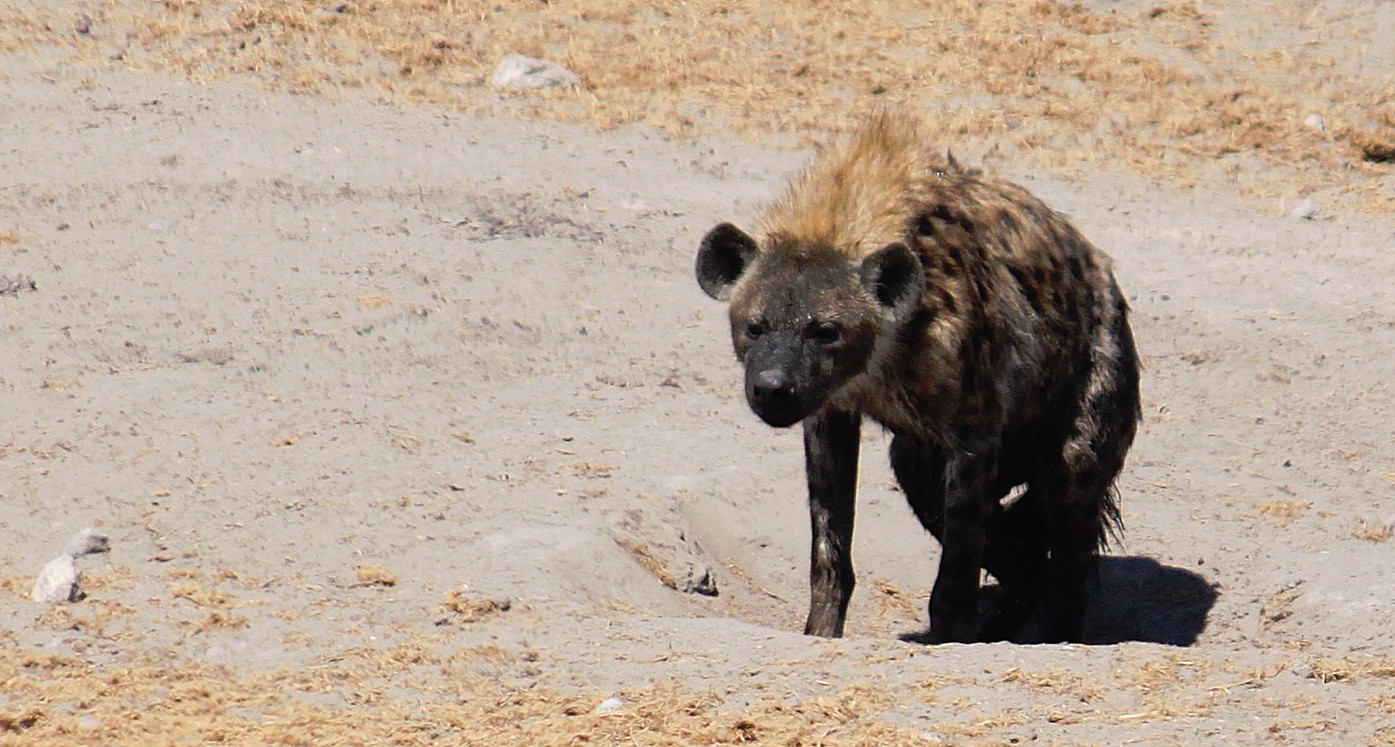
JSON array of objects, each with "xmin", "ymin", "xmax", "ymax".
[
  {"xmin": 979, "ymin": 488, "xmax": 1050, "ymax": 642},
  {"xmin": 1042, "ymin": 298, "xmax": 1141, "ymax": 643},
  {"xmin": 891, "ymin": 434, "xmax": 1046, "ymax": 642}
]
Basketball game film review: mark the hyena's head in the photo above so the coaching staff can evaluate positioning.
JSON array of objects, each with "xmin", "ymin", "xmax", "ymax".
[{"xmin": 695, "ymin": 223, "xmax": 925, "ymax": 428}]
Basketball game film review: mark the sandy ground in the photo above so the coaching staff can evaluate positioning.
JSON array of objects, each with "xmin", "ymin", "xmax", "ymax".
[{"xmin": 2, "ymin": 4, "xmax": 1395, "ymax": 745}]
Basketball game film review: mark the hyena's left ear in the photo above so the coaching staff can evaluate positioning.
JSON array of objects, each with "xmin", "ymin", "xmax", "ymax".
[
  {"xmin": 860, "ymin": 242, "xmax": 925, "ymax": 323},
  {"xmin": 696, "ymin": 223, "xmax": 758, "ymax": 301}
]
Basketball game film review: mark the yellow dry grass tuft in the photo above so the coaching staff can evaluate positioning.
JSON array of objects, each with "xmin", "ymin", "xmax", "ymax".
[
  {"xmin": 870, "ymin": 579, "xmax": 918, "ymax": 619},
  {"xmin": 352, "ymin": 563, "xmax": 398, "ymax": 587},
  {"xmin": 1352, "ymin": 518, "xmax": 1394, "ymax": 542},
  {"xmin": 0, "ymin": 642, "xmax": 932, "ymax": 746},
  {"xmin": 442, "ymin": 586, "xmax": 509, "ymax": 622},
  {"xmin": 1002, "ymin": 665, "xmax": 1103, "ymax": 702},
  {"xmin": 356, "ymin": 293, "xmax": 395, "ymax": 308},
  {"xmin": 1307, "ymin": 656, "xmax": 1395, "ymax": 684},
  {"xmin": 560, "ymin": 460, "xmax": 618, "ymax": 478},
  {"xmin": 1255, "ymin": 500, "xmax": 1307, "ymax": 527},
  {"xmin": 615, "ymin": 538, "xmax": 678, "ymax": 589}
]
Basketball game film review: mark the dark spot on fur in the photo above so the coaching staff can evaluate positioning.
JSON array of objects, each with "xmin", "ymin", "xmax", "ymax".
[
  {"xmin": 997, "ymin": 210, "xmax": 1022, "ymax": 238},
  {"xmin": 1068, "ymin": 258, "xmax": 1086, "ymax": 282},
  {"xmin": 939, "ymin": 289, "xmax": 958, "ymax": 315},
  {"xmin": 1008, "ymin": 265, "xmax": 1043, "ymax": 314},
  {"xmin": 916, "ymin": 214, "xmax": 936, "ymax": 237}
]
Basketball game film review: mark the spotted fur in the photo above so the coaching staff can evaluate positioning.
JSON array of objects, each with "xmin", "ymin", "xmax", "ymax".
[{"xmin": 696, "ymin": 110, "xmax": 1141, "ymax": 642}]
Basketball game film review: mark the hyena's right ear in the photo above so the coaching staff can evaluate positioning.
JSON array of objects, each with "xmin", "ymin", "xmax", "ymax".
[
  {"xmin": 696, "ymin": 223, "xmax": 759, "ymax": 301},
  {"xmin": 860, "ymin": 242, "xmax": 925, "ymax": 323}
]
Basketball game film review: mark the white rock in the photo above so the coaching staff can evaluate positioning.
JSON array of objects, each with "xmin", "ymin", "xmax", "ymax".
[
  {"xmin": 31, "ymin": 555, "xmax": 82, "ymax": 603},
  {"xmin": 63, "ymin": 527, "xmax": 110, "ymax": 557},
  {"xmin": 491, "ymin": 54, "xmax": 579, "ymax": 90},
  {"xmin": 593, "ymin": 696, "xmax": 624, "ymax": 714},
  {"xmin": 1290, "ymin": 198, "xmax": 1319, "ymax": 221},
  {"xmin": 1303, "ymin": 114, "xmax": 1327, "ymax": 132}
]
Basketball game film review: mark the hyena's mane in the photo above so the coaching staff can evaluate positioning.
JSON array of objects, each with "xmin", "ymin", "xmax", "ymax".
[{"xmin": 756, "ymin": 111, "xmax": 962, "ymax": 260}]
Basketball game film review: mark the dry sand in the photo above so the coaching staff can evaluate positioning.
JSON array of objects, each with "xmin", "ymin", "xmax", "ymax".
[{"xmin": 2, "ymin": 1, "xmax": 1395, "ymax": 744}]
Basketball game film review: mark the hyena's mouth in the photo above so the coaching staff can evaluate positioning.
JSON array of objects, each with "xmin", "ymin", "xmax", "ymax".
[{"xmin": 749, "ymin": 400, "xmax": 806, "ymax": 428}]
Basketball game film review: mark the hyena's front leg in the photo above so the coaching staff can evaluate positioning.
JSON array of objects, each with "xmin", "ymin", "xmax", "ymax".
[
  {"xmin": 928, "ymin": 446, "xmax": 999, "ymax": 643},
  {"xmin": 802, "ymin": 408, "xmax": 861, "ymax": 638}
]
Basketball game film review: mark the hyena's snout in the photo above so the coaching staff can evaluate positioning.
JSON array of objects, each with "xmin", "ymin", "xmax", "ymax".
[{"xmin": 746, "ymin": 367, "xmax": 804, "ymax": 428}]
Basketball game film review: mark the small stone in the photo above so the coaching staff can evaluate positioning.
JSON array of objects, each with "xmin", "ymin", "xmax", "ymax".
[
  {"xmin": 680, "ymin": 563, "xmax": 719, "ymax": 597},
  {"xmin": 594, "ymin": 697, "xmax": 624, "ymax": 714},
  {"xmin": 63, "ymin": 528, "xmax": 110, "ymax": 557},
  {"xmin": 1288, "ymin": 661, "xmax": 1316, "ymax": 679},
  {"xmin": 75, "ymin": 14, "xmax": 92, "ymax": 35},
  {"xmin": 0, "ymin": 273, "xmax": 37, "ymax": 296},
  {"xmin": 490, "ymin": 54, "xmax": 579, "ymax": 90},
  {"xmin": 32, "ymin": 555, "xmax": 82, "ymax": 603},
  {"xmin": 1290, "ymin": 198, "xmax": 1319, "ymax": 221},
  {"xmin": 1303, "ymin": 114, "xmax": 1326, "ymax": 132}
]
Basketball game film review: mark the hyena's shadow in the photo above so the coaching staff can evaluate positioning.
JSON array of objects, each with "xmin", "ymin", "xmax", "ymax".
[
  {"xmin": 1079, "ymin": 555, "xmax": 1218, "ymax": 646},
  {"xmin": 901, "ymin": 556, "xmax": 1218, "ymax": 646}
]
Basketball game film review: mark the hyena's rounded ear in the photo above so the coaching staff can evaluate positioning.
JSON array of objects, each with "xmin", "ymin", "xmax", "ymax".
[
  {"xmin": 860, "ymin": 242, "xmax": 925, "ymax": 322},
  {"xmin": 696, "ymin": 223, "xmax": 758, "ymax": 301}
]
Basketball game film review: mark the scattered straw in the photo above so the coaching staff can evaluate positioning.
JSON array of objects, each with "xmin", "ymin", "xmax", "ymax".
[
  {"xmin": 0, "ymin": 0, "xmax": 1390, "ymax": 210},
  {"xmin": 615, "ymin": 538, "xmax": 677, "ymax": 590},
  {"xmin": 352, "ymin": 563, "xmax": 398, "ymax": 587}
]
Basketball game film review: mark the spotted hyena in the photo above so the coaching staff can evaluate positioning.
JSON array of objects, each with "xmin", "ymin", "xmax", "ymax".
[{"xmin": 694, "ymin": 111, "xmax": 1140, "ymax": 643}]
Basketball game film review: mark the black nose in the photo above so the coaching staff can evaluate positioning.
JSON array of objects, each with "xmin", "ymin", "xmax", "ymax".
[{"xmin": 751, "ymin": 369, "xmax": 793, "ymax": 404}]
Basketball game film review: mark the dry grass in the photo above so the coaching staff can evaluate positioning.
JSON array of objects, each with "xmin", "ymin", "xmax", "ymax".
[
  {"xmin": 1002, "ymin": 665, "xmax": 1103, "ymax": 702},
  {"xmin": 0, "ymin": 623, "xmax": 1376, "ymax": 745},
  {"xmin": 441, "ymin": 586, "xmax": 509, "ymax": 622},
  {"xmin": 1255, "ymin": 499, "xmax": 1307, "ymax": 526},
  {"xmin": 1352, "ymin": 518, "xmax": 1394, "ymax": 542},
  {"xmin": 1307, "ymin": 656, "xmax": 1395, "ymax": 684},
  {"xmin": 870, "ymin": 579, "xmax": 918, "ymax": 618},
  {"xmin": 351, "ymin": 563, "xmax": 398, "ymax": 587},
  {"xmin": 0, "ymin": 645, "xmax": 930, "ymax": 747},
  {"xmin": 615, "ymin": 537, "xmax": 678, "ymax": 589},
  {"xmin": 356, "ymin": 292, "xmax": 395, "ymax": 308},
  {"xmin": 1, "ymin": 0, "xmax": 1391, "ymax": 210}
]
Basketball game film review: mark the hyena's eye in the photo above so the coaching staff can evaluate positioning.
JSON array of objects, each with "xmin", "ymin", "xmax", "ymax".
[
  {"xmin": 744, "ymin": 321, "xmax": 766, "ymax": 340},
  {"xmin": 806, "ymin": 321, "xmax": 842, "ymax": 346}
]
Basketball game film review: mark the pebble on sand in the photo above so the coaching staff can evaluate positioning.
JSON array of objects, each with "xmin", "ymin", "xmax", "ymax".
[
  {"xmin": 31, "ymin": 554, "xmax": 82, "ymax": 603},
  {"xmin": 31, "ymin": 528, "xmax": 110, "ymax": 603},
  {"xmin": 490, "ymin": 54, "xmax": 579, "ymax": 91},
  {"xmin": 1290, "ymin": 198, "xmax": 1320, "ymax": 221},
  {"xmin": 593, "ymin": 697, "xmax": 624, "ymax": 715},
  {"xmin": 64, "ymin": 527, "xmax": 110, "ymax": 557}
]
